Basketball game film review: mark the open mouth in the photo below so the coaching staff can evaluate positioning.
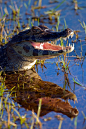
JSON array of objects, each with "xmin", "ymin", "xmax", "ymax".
[
  {"xmin": 31, "ymin": 42, "xmax": 74, "ymax": 51},
  {"xmin": 31, "ymin": 31, "xmax": 74, "ymax": 52}
]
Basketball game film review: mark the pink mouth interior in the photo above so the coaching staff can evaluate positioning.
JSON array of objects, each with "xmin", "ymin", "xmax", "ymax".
[{"xmin": 31, "ymin": 42, "xmax": 65, "ymax": 51}]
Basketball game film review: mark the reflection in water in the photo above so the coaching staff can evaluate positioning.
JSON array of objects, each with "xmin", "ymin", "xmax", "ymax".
[{"xmin": 3, "ymin": 67, "xmax": 78, "ymax": 118}]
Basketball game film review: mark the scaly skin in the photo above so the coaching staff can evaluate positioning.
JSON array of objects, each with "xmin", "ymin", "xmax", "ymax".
[{"xmin": 0, "ymin": 25, "xmax": 74, "ymax": 71}]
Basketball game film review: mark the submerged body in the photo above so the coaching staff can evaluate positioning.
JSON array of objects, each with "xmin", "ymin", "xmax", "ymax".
[{"xmin": 0, "ymin": 25, "xmax": 74, "ymax": 71}]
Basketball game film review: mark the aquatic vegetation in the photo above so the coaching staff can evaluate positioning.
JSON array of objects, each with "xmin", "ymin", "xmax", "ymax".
[
  {"xmin": 78, "ymin": 20, "xmax": 86, "ymax": 34},
  {"xmin": 44, "ymin": 0, "xmax": 65, "ymax": 20},
  {"xmin": 56, "ymin": 16, "xmax": 60, "ymax": 31},
  {"xmin": 0, "ymin": 0, "xmax": 86, "ymax": 128},
  {"xmin": 74, "ymin": 116, "xmax": 77, "ymax": 129},
  {"xmin": 73, "ymin": 78, "xmax": 86, "ymax": 89},
  {"xmin": 45, "ymin": 0, "xmax": 66, "ymax": 14},
  {"xmin": 73, "ymin": 0, "xmax": 78, "ymax": 10},
  {"xmin": 82, "ymin": 111, "xmax": 86, "ymax": 122}
]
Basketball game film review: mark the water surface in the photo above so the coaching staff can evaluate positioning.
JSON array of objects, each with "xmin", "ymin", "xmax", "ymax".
[{"xmin": 0, "ymin": 0, "xmax": 86, "ymax": 129}]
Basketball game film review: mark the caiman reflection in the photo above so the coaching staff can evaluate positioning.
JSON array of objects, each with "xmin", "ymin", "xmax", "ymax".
[
  {"xmin": 0, "ymin": 25, "xmax": 78, "ymax": 118},
  {"xmin": 5, "ymin": 68, "xmax": 78, "ymax": 118}
]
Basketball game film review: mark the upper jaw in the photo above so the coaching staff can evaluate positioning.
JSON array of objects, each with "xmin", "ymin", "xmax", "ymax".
[
  {"xmin": 32, "ymin": 28, "xmax": 74, "ymax": 42},
  {"xmin": 62, "ymin": 31, "xmax": 74, "ymax": 41}
]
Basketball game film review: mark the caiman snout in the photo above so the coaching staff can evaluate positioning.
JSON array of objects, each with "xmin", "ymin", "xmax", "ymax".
[{"xmin": 29, "ymin": 25, "xmax": 74, "ymax": 42}]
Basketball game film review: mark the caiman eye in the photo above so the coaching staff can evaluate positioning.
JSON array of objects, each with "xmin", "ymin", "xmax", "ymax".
[
  {"xmin": 38, "ymin": 25, "xmax": 51, "ymax": 32},
  {"xmin": 38, "ymin": 25, "xmax": 49, "ymax": 30},
  {"xmin": 31, "ymin": 26, "xmax": 43, "ymax": 34}
]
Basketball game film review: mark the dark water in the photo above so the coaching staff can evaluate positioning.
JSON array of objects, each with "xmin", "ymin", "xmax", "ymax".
[{"xmin": 1, "ymin": 0, "xmax": 86, "ymax": 129}]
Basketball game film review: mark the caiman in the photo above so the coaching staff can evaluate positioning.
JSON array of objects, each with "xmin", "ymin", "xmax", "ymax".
[
  {"xmin": 0, "ymin": 25, "xmax": 74, "ymax": 71},
  {"xmin": 0, "ymin": 25, "xmax": 78, "ymax": 118}
]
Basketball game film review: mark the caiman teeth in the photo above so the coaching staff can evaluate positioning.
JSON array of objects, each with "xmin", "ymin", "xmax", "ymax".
[
  {"xmin": 64, "ymin": 43, "xmax": 74, "ymax": 53},
  {"xmin": 63, "ymin": 32, "xmax": 74, "ymax": 41},
  {"xmin": 40, "ymin": 43, "xmax": 44, "ymax": 49},
  {"xmin": 68, "ymin": 36, "xmax": 69, "ymax": 39},
  {"xmin": 70, "ymin": 32, "xmax": 74, "ymax": 38},
  {"xmin": 69, "ymin": 31, "xmax": 74, "ymax": 39},
  {"xmin": 70, "ymin": 43, "xmax": 74, "ymax": 51}
]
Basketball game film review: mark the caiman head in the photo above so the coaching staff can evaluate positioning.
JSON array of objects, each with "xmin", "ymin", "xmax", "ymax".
[{"xmin": 3, "ymin": 25, "xmax": 74, "ymax": 71}]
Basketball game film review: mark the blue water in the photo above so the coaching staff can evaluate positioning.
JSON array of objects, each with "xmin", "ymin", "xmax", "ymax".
[{"xmin": 1, "ymin": 0, "xmax": 86, "ymax": 128}]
